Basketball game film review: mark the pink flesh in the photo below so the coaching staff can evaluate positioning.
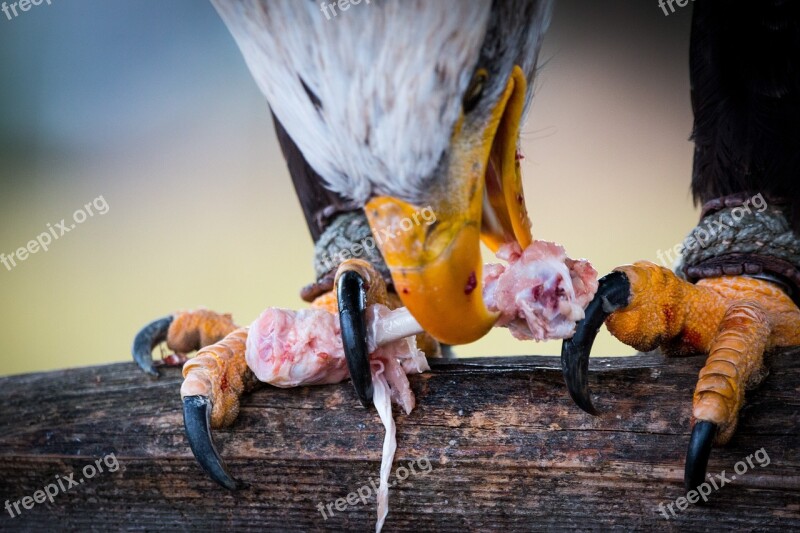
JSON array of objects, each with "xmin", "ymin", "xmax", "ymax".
[
  {"xmin": 483, "ymin": 241, "xmax": 599, "ymax": 341},
  {"xmin": 244, "ymin": 307, "xmax": 350, "ymax": 388},
  {"xmin": 245, "ymin": 305, "xmax": 428, "ymax": 409},
  {"xmin": 243, "ymin": 241, "xmax": 596, "ymax": 531},
  {"xmin": 246, "ymin": 304, "xmax": 428, "ymax": 533}
]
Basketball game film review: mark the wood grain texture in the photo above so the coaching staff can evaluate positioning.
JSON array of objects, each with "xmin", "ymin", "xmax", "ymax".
[{"xmin": 0, "ymin": 348, "xmax": 798, "ymax": 531}]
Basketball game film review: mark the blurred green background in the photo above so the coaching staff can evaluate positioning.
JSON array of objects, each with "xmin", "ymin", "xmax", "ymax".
[{"xmin": 0, "ymin": 1, "xmax": 697, "ymax": 377}]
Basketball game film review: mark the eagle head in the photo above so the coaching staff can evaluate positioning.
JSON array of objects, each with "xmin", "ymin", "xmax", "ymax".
[{"xmin": 212, "ymin": 0, "xmax": 553, "ymax": 344}]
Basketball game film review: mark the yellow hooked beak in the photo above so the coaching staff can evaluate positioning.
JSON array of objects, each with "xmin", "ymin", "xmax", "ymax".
[{"xmin": 365, "ymin": 66, "xmax": 532, "ymax": 345}]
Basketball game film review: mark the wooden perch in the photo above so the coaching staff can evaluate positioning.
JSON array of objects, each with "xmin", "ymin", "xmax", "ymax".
[{"xmin": 0, "ymin": 348, "xmax": 798, "ymax": 531}]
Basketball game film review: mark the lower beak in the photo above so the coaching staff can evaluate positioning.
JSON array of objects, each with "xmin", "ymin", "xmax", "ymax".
[{"xmin": 365, "ymin": 66, "xmax": 531, "ymax": 345}]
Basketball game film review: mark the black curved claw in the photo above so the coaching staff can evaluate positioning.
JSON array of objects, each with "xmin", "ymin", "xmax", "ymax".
[
  {"xmin": 337, "ymin": 270, "xmax": 373, "ymax": 408},
  {"xmin": 561, "ymin": 271, "xmax": 632, "ymax": 415},
  {"xmin": 132, "ymin": 315, "xmax": 174, "ymax": 376},
  {"xmin": 685, "ymin": 421, "xmax": 718, "ymax": 493},
  {"xmin": 183, "ymin": 395, "xmax": 244, "ymax": 490}
]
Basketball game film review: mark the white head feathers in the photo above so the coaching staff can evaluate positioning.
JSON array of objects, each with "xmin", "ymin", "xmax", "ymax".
[{"xmin": 212, "ymin": 0, "xmax": 492, "ymax": 204}]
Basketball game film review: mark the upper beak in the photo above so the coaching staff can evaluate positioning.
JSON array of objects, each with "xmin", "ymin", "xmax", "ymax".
[{"xmin": 365, "ymin": 66, "xmax": 531, "ymax": 345}]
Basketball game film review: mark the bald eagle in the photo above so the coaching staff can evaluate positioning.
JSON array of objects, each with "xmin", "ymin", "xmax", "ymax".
[
  {"xmin": 131, "ymin": 0, "xmax": 800, "ymax": 514},
  {"xmin": 212, "ymin": 0, "xmax": 553, "ymax": 347}
]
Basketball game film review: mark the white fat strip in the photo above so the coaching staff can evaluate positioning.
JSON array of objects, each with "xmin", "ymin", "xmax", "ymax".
[{"xmin": 371, "ymin": 360, "xmax": 396, "ymax": 533}]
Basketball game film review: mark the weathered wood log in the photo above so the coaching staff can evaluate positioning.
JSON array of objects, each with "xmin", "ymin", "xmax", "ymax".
[{"xmin": 0, "ymin": 348, "xmax": 798, "ymax": 531}]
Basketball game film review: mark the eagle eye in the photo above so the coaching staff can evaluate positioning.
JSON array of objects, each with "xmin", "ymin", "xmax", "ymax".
[{"xmin": 463, "ymin": 68, "xmax": 488, "ymax": 114}]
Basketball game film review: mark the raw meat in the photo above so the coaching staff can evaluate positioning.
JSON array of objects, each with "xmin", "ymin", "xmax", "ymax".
[
  {"xmin": 245, "ymin": 307, "xmax": 349, "ymax": 387},
  {"xmin": 245, "ymin": 305, "xmax": 428, "ymax": 410},
  {"xmin": 243, "ymin": 240, "xmax": 597, "ymax": 531},
  {"xmin": 246, "ymin": 304, "xmax": 428, "ymax": 533},
  {"xmin": 483, "ymin": 241, "xmax": 599, "ymax": 341}
]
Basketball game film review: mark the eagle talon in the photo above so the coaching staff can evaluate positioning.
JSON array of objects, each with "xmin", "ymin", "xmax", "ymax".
[
  {"xmin": 685, "ymin": 420, "xmax": 718, "ymax": 494},
  {"xmin": 183, "ymin": 395, "xmax": 244, "ymax": 490},
  {"xmin": 566, "ymin": 261, "xmax": 798, "ymax": 496},
  {"xmin": 561, "ymin": 271, "xmax": 631, "ymax": 415},
  {"xmin": 132, "ymin": 310, "xmax": 239, "ymax": 376},
  {"xmin": 336, "ymin": 269, "xmax": 374, "ymax": 408},
  {"xmin": 180, "ymin": 327, "xmax": 255, "ymax": 488},
  {"xmin": 132, "ymin": 315, "xmax": 174, "ymax": 376}
]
